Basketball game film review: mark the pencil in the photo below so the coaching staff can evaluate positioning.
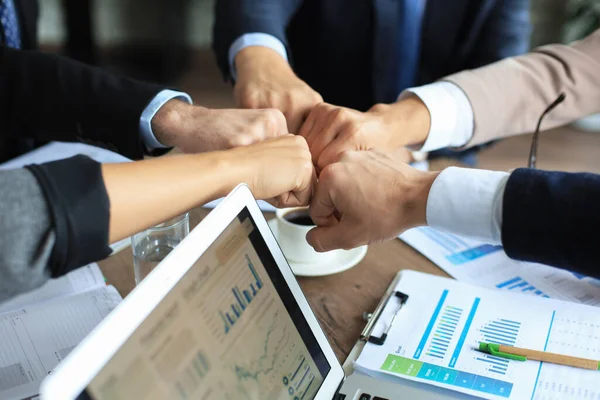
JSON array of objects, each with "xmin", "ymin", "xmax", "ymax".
[{"xmin": 478, "ymin": 342, "xmax": 600, "ymax": 370}]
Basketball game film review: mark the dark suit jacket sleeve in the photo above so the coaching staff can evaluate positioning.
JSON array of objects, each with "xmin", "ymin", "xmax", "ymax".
[
  {"xmin": 0, "ymin": 46, "xmax": 166, "ymax": 160},
  {"xmin": 501, "ymin": 168, "xmax": 599, "ymax": 277},
  {"xmin": 0, "ymin": 156, "xmax": 110, "ymax": 302},
  {"xmin": 212, "ymin": 0, "xmax": 303, "ymax": 81},
  {"xmin": 465, "ymin": 0, "xmax": 531, "ymax": 69}
]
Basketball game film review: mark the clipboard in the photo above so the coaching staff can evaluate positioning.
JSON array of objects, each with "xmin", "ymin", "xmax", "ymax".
[
  {"xmin": 343, "ymin": 270, "xmax": 407, "ymax": 374},
  {"xmin": 341, "ymin": 271, "xmax": 485, "ymax": 399},
  {"xmin": 360, "ymin": 274, "xmax": 409, "ymax": 345}
]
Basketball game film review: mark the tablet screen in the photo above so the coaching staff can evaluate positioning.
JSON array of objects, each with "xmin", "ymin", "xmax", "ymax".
[{"xmin": 78, "ymin": 208, "xmax": 330, "ymax": 400}]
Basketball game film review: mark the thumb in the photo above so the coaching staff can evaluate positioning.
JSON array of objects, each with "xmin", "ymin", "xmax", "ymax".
[{"xmin": 306, "ymin": 223, "xmax": 351, "ymax": 252}]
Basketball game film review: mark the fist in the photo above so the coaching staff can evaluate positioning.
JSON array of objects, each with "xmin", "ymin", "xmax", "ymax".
[
  {"xmin": 299, "ymin": 97, "xmax": 431, "ymax": 170},
  {"xmin": 224, "ymin": 135, "xmax": 316, "ymax": 208},
  {"xmin": 306, "ymin": 149, "xmax": 437, "ymax": 252},
  {"xmin": 234, "ymin": 46, "xmax": 323, "ymax": 133},
  {"xmin": 153, "ymin": 100, "xmax": 288, "ymax": 153}
]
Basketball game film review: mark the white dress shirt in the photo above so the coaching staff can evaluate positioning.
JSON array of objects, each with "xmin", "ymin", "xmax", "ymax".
[{"xmin": 404, "ymin": 82, "xmax": 508, "ymax": 244}]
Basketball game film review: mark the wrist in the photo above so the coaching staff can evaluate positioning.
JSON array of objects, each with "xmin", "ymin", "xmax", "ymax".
[
  {"xmin": 153, "ymin": 100, "xmax": 206, "ymax": 147},
  {"xmin": 400, "ymin": 170, "xmax": 440, "ymax": 228},
  {"xmin": 235, "ymin": 46, "xmax": 293, "ymax": 80},
  {"xmin": 372, "ymin": 95, "xmax": 431, "ymax": 148},
  {"xmin": 207, "ymin": 149, "xmax": 252, "ymax": 198}
]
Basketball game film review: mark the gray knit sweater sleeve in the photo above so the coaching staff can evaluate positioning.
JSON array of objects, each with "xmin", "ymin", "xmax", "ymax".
[{"xmin": 0, "ymin": 168, "xmax": 53, "ymax": 303}]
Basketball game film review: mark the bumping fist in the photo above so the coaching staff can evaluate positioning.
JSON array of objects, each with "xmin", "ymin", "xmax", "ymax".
[
  {"xmin": 223, "ymin": 134, "xmax": 316, "ymax": 208},
  {"xmin": 233, "ymin": 47, "xmax": 323, "ymax": 134},
  {"xmin": 153, "ymin": 100, "xmax": 288, "ymax": 153},
  {"xmin": 299, "ymin": 96, "xmax": 431, "ymax": 170},
  {"xmin": 306, "ymin": 149, "xmax": 438, "ymax": 252}
]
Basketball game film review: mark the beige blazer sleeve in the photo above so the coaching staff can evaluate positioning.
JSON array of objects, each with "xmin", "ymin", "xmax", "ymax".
[{"xmin": 444, "ymin": 28, "xmax": 600, "ymax": 148}]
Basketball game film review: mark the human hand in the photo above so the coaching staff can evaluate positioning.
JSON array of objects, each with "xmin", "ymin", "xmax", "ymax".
[
  {"xmin": 306, "ymin": 149, "xmax": 439, "ymax": 252},
  {"xmin": 233, "ymin": 46, "xmax": 323, "ymax": 133},
  {"xmin": 152, "ymin": 100, "xmax": 288, "ymax": 153},
  {"xmin": 299, "ymin": 96, "xmax": 430, "ymax": 170},
  {"xmin": 223, "ymin": 135, "xmax": 316, "ymax": 208}
]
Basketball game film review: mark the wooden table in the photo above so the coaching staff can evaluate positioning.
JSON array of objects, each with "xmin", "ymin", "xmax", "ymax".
[{"xmin": 99, "ymin": 208, "xmax": 450, "ymax": 363}]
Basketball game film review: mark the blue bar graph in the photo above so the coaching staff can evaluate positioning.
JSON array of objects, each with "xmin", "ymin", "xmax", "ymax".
[
  {"xmin": 232, "ymin": 304, "xmax": 240, "ymax": 318},
  {"xmin": 424, "ymin": 305, "xmax": 463, "ymax": 360},
  {"xmin": 477, "ymin": 354, "xmax": 510, "ymax": 376},
  {"xmin": 414, "ymin": 290, "xmax": 449, "ymax": 359},
  {"xmin": 233, "ymin": 287, "xmax": 246, "ymax": 310},
  {"xmin": 479, "ymin": 319, "xmax": 521, "ymax": 346},
  {"xmin": 446, "ymin": 244, "xmax": 503, "ymax": 265},
  {"xmin": 247, "ymin": 255, "xmax": 263, "ymax": 289},
  {"xmin": 449, "ymin": 298, "xmax": 480, "ymax": 368},
  {"xmin": 220, "ymin": 254, "xmax": 265, "ymax": 334},
  {"xmin": 495, "ymin": 276, "xmax": 550, "ymax": 298}
]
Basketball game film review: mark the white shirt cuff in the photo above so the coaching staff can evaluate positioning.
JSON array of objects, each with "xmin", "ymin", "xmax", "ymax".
[
  {"xmin": 139, "ymin": 89, "xmax": 193, "ymax": 151},
  {"xmin": 228, "ymin": 33, "xmax": 289, "ymax": 80},
  {"xmin": 399, "ymin": 81, "xmax": 474, "ymax": 152},
  {"xmin": 426, "ymin": 167, "xmax": 509, "ymax": 244}
]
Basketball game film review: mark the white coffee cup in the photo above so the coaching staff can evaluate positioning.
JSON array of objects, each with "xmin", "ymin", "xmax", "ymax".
[{"xmin": 275, "ymin": 207, "xmax": 336, "ymax": 264}]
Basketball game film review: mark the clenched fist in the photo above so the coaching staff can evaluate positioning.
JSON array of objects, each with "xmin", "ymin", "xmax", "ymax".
[
  {"xmin": 306, "ymin": 149, "xmax": 438, "ymax": 252},
  {"xmin": 233, "ymin": 46, "xmax": 323, "ymax": 134},
  {"xmin": 153, "ymin": 100, "xmax": 288, "ymax": 153}
]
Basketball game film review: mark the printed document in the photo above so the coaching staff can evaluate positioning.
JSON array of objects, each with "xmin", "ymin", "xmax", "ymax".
[
  {"xmin": 355, "ymin": 270, "xmax": 600, "ymax": 400},
  {"xmin": 399, "ymin": 227, "xmax": 600, "ymax": 306}
]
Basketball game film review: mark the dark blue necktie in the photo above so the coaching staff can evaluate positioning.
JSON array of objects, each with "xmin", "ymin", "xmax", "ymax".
[
  {"xmin": 0, "ymin": 0, "xmax": 21, "ymax": 49},
  {"xmin": 395, "ymin": 0, "xmax": 423, "ymax": 94}
]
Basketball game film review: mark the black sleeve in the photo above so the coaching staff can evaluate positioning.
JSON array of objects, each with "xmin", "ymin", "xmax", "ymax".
[
  {"xmin": 212, "ymin": 0, "xmax": 303, "ymax": 82},
  {"xmin": 501, "ymin": 168, "xmax": 600, "ymax": 277},
  {"xmin": 0, "ymin": 46, "xmax": 167, "ymax": 160},
  {"xmin": 26, "ymin": 155, "xmax": 111, "ymax": 277}
]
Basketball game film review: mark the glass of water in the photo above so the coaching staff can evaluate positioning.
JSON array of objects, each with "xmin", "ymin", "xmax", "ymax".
[{"xmin": 132, "ymin": 213, "xmax": 190, "ymax": 284}]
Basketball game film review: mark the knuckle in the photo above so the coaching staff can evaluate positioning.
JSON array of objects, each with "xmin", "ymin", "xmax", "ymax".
[
  {"xmin": 331, "ymin": 107, "xmax": 345, "ymax": 121},
  {"xmin": 237, "ymin": 89, "xmax": 258, "ymax": 108},
  {"xmin": 319, "ymin": 164, "xmax": 340, "ymax": 184},
  {"xmin": 230, "ymin": 134, "xmax": 252, "ymax": 147},
  {"xmin": 292, "ymin": 134, "xmax": 308, "ymax": 148},
  {"xmin": 369, "ymin": 103, "xmax": 388, "ymax": 114},
  {"xmin": 265, "ymin": 92, "xmax": 280, "ymax": 108},
  {"xmin": 313, "ymin": 102, "xmax": 329, "ymax": 114},
  {"xmin": 339, "ymin": 149, "xmax": 356, "ymax": 162},
  {"xmin": 311, "ymin": 92, "xmax": 323, "ymax": 104},
  {"xmin": 263, "ymin": 109, "xmax": 286, "ymax": 132}
]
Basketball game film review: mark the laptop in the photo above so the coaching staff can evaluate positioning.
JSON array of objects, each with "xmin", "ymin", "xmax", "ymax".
[{"xmin": 39, "ymin": 184, "xmax": 457, "ymax": 400}]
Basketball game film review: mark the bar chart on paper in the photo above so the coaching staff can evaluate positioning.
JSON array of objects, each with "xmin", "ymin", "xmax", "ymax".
[
  {"xmin": 399, "ymin": 227, "xmax": 600, "ymax": 306},
  {"xmin": 495, "ymin": 277, "xmax": 550, "ymax": 298},
  {"xmin": 376, "ymin": 288, "xmax": 523, "ymax": 399},
  {"xmin": 415, "ymin": 227, "xmax": 503, "ymax": 266},
  {"xmin": 352, "ymin": 271, "xmax": 596, "ymax": 400}
]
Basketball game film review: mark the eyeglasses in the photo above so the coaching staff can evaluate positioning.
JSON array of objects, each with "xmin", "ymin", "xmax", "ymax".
[{"xmin": 528, "ymin": 93, "xmax": 566, "ymax": 169}]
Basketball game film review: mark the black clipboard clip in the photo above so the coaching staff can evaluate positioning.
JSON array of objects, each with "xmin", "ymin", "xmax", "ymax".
[{"xmin": 360, "ymin": 291, "xmax": 409, "ymax": 345}]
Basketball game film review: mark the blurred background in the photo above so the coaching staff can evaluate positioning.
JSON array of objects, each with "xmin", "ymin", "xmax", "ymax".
[{"xmin": 36, "ymin": 0, "xmax": 600, "ymax": 171}]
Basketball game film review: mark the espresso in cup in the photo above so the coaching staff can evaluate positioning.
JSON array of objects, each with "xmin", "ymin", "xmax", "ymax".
[
  {"xmin": 283, "ymin": 210, "xmax": 315, "ymax": 226},
  {"xmin": 275, "ymin": 207, "xmax": 335, "ymax": 265}
]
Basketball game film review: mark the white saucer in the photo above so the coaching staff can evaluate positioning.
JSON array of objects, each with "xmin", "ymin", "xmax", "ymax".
[{"xmin": 268, "ymin": 219, "xmax": 368, "ymax": 277}]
